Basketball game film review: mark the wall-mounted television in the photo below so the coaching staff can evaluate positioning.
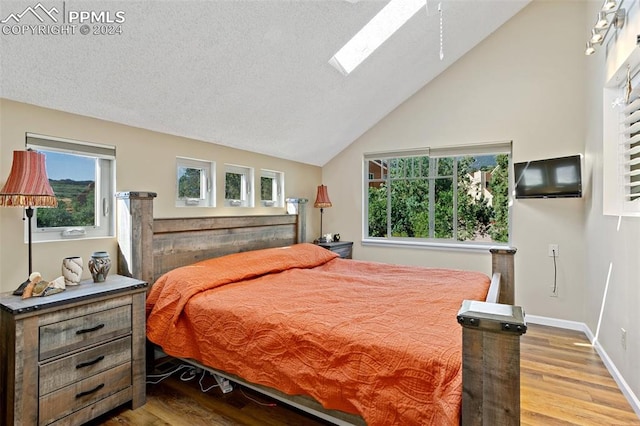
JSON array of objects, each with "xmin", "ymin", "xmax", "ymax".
[{"xmin": 514, "ymin": 155, "xmax": 582, "ymax": 199}]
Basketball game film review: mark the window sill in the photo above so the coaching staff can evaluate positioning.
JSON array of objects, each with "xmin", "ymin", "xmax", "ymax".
[
  {"xmin": 32, "ymin": 234, "xmax": 115, "ymax": 244},
  {"xmin": 361, "ymin": 238, "xmax": 509, "ymax": 252}
]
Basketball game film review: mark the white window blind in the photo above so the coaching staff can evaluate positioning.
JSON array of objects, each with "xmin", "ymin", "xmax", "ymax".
[{"xmin": 620, "ymin": 69, "xmax": 640, "ymax": 205}]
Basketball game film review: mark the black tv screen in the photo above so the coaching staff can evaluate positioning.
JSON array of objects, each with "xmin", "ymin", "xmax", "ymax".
[{"xmin": 514, "ymin": 155, "xmax": 582, "ymax": 199}]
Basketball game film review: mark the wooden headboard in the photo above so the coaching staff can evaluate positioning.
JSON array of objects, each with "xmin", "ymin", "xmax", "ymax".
[{"xmin": 115, "ymin": 192, "xmax": 304, "ymax": 285}]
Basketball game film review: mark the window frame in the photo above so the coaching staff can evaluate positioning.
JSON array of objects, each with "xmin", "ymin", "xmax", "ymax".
[
  {"xmin": 175, "ymin": 157, "xmax": 215, "ymax": 208},
  {"xmin": 260, "ymin": 169, "xmax": 284, "ymax": 207},
  {"xmin": 620, "ymin": 77, "xmax": 640, "ymax": 209},
  {"xmin": 224, "ymin": 164, "xmax": 254, "ymax": 207},
  {"xmin": 27, "ymin": 133, "xmax": 116, "ymax": 242},
  {"xmin": 603, "ymin": 52, "xmax": 640, "ymax": 217},
  {"xmin": 362, "ymin": 142, "xmax": 512, "ymax": 250}
]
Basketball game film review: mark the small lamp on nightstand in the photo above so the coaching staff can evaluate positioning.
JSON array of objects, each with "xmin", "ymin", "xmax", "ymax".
[
  {"xmin": 0, "ymin": 150, "xmax": 58, "ymax": 295},
  {"xmin": 314, "ymin": 185, "xmax": 332, "ymax": 243}
]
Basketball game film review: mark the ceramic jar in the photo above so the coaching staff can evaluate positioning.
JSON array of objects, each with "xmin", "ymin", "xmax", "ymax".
[
  {"xmin": 88, "ymin": 251, "xmax": 111, "ymax": 283},
  {"xmin": 62, "ymin": 256, "xmax": 83, "ymax": 286}
]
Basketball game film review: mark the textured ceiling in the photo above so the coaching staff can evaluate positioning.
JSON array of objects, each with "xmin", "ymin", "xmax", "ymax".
[{"xmin": 0, "ymin": 0, "xmax": 530, "ymax": 166}]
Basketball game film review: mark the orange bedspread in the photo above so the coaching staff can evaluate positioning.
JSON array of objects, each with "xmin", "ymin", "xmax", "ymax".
[{"xmin": 146, "ymin": 243, "xmax": 490, "ymax": 425}]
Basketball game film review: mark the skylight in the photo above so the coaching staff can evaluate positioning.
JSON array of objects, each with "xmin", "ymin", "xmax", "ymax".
[{"xmin": 329, "ymin": 0, "xmax": 427, "ymax": 75}]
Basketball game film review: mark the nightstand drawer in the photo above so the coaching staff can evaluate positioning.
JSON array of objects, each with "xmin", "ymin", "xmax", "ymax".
[
  {"xmin": 331, "ymin": 244, "xmax": 353, "ymax": 259},
  {"xmin": 317, "ymin": 241, "xmax": 353, "ymax": 259},
  {"xmin": 39, "ymin": 305, "xmax": 132, "ymax": 360},
  {"xmin": 38, "ymin": 362, "xmax": 132, "ymax": 426},
  {"xmin": 40, "ymin": 336, "xmax": 132, "ymax": 395}
]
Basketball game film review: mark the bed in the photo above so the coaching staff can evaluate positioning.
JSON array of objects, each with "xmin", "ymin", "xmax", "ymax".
[{"xmin": 116, "ymin": 192, "xmax": 526, "ymax": 426}]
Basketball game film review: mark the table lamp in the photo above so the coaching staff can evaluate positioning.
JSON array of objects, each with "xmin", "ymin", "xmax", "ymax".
[
  {"xmin": 0, "ymin": 150, "xmax": 57, "ymax": 295},
  {"xmin": 314, "ymin": 185, "xmax": 332, "ymax": 243}
]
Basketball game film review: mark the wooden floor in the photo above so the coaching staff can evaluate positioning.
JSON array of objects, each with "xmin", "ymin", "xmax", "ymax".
[
  {"xmin": 520, "ymin": 325, "xmax": 639, "ymax": 426},
  {"xmin": 91, "ymin": 324, "xmax": 639, "ymax": 425}
]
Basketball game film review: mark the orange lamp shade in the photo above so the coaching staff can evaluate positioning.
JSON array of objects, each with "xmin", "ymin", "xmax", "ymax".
[
  {"xmin": 314, "ymin": 185, "xmax": 332, "ymax": 208},
  {"xmin": 0, "ymin": 150, "xmax": 57, "ymax": 208}
]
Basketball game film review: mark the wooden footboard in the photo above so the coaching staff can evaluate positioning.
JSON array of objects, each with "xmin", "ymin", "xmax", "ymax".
[
  {"xmin": 116, "ymin": 191, "xmax": 525, "ymax": 425},
  {"xmin": 459, "ymin": 247, "xmax": 526, "ymax": 426}
]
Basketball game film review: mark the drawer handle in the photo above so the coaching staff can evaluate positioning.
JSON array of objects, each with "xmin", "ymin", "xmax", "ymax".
[
  {"xmin": 76, "ymin": 323, "xmax": 105, "ymax": 335},
  {"xmin": 75, "ymin": 383, "xmax": 104, "ymax": 398},
  {"xmin": 76, "ymin": 355, "xmax": 105, "ymax": 369}
]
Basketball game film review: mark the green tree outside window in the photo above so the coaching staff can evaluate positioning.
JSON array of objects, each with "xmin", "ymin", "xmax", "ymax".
[{"xmin": 367, "ymin": 153, "xmax": 509, "ymax": 244}]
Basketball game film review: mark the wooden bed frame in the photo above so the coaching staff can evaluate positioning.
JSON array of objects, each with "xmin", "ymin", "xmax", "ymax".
[{"xmin": 116, "ymin": 192, "xmax": 526, "ymax": 426}]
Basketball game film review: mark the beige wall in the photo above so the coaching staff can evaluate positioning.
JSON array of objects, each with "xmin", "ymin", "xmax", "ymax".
[
  {"xmin": 584, "ymin": 0, "xmax": 640, "ymax": 409},
  {"xmin": 0, "ymin": 99, "xmax": 321, "ymax": 293},
  {"xmin": 324, "ymin": 1, "xmax": 587, "ymax": 320},
  {"xmin": 1, "ymin": 0, "xmax": 637, "ymax": 411}
]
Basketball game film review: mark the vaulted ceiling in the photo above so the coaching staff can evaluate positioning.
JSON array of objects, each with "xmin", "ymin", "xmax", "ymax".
[{"xmin": 0, "ymin": 0, "xmax": 530, "ymax": 166}]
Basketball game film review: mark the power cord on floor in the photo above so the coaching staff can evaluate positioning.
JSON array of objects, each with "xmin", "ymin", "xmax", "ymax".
[
  {"xmin": 146, "ymin": 363, "xmax": 195, "ymax": 385},
  {"xmin": 148, "ymin": 361, "xmax": 280, "ymax": 409},
  {"xmin": 198, "ymin": 368, "xmax": 221, "ymax": 393},
  {"xmin": 239, "ymin": 387, "xmax": 278, "ymax": 407},
  {"xmin": 147, "ymin": 363, "xmax": 222, "ymax": 394}
]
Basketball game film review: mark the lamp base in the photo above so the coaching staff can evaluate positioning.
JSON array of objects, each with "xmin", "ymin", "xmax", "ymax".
[{"xmin": 13, "ymin": 278, "xmax": 31, "ymax": 296}]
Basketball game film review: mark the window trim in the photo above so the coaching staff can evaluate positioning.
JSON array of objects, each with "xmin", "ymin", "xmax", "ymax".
[
  {"xmin": 621, "ymin": 85, "xmax": 640, "ymax": 206},
  {"xmin": 362, "ymin": 142, "xmax": 512, "ymax": 249},
  {"xmin": 603, "ymin": 49, "xmax": 640, "ymax": 217},
  {"xmin": 260, "ymin": 169, "xmax": 284, "ymax": 208},
  {"xmin": 175, "ymin": 157, "xmax": 215, "ymax": 208},
  {"xmin": 224, "ymin": 164, "xmax": 254, "ymax": 207},
  {"xmin": 361, "ymin": 237, "xmax": 503, "ymax": 252},
  {"xmin": 26, "ymin": 133, "xmax": 116, "ymax": 242}
]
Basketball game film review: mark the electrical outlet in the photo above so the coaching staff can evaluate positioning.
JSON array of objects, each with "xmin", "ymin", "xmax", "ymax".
[
  {"xmin": 549, "ymin": 285, "xmax": 558, "ymax": 297},
  {"xmin": 548, "ymin": 244, "xmax": 559, "ymax": 257},
  {"xmin": 621, "ymin": 328, "xmax": 627, "ymax": 350}
]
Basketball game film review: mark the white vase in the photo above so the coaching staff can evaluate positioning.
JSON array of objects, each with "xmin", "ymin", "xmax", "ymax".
[{"xmin": 62, "ymin": 256, "xmax": 83, "ymax": 286}]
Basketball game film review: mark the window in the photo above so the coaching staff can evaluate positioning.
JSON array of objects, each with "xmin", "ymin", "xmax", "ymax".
[
  {"xmin": 620, "ymin": 85, "xmax": 640, "ymax": 204},
  {"xmin": 225, "ymin": 164, "xmax": 254, "ymax": 207},
  {"xmin": 620, "ymin": 68, "xmax": 640, "ymax": 210},
  {"xmin": 260, "ymin": 169, "xmax": 284, "ymax": 207},
  {"xmin": 27, "ymin": 133, "xmax": 115, "ymax": 242},
  {"xmin": 364, "ymin": 143, "xmax": 511, "ymax": 247},
  {"xmin": 603, "ymin": 56, "xmax": 640, "ymax": 216},
  {"xmin": 329, "ymin": 0, "xmax": 425, "ymax": 75},
  {"xmin": 176, "ymin": 157, "xmax": 215, "ymax": 207}
]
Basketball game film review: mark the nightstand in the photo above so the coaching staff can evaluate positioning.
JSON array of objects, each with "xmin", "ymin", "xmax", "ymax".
[
  {"xmin": 0, "ymin": 274, "xmax": 147, "ymax": 426},
  {"xmin": 316, "ymin": 241, "xmax": 353, "ymax": 259}
]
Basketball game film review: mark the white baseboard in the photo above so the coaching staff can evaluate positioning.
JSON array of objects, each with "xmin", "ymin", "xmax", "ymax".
[
  {"xmin": 591, "ymin": 339, "xmax": 640, "ymax": 418},
  {"xmin": 525, "ymin": 315, "xmax": 640, "ymax": 418},
  {"xmin": 525, "ymin": 314, "xmax": 591, "ymax": 334}
]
